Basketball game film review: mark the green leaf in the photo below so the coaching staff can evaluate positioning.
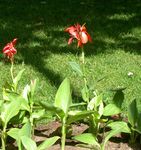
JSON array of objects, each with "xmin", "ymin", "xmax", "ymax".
[
  {"xmin": 107, "ymin": 121, "xmax": 131, "ymax": 133},
  {"xmin": 102, "ymin": 123, "xmax": 130, "ymax": 150},
  {"xmin": 95, "ymin": 94, "xmax": 103, "ymax": 108},
  {"xmin": 31, "ymin": 109, "xmax": 45, "ymax": 119},
  {"xmin": 69, "ymin": 61, "xmax": 83, "ymax": 76},
  {"xmin": 7, "ymin": 128, "xmax": 20, "ymax": 140},
  {"xmin": 87, "ymin": 94, "xmax": 103, "ymax": 111},
  {"xmin": 13, "ymin": 69, "xmax": 25, "ymax": 89},
  {"xmin": 103, "ymin": 104, "xmax": 121, "ymax": 116},
  {"xmin": 54, "ymin": 78, "xmax": 72, "ymax": 114},
  {"xmin": 137, "ymin": 112, "xmax": 141, "ymax": 133},
  {"xmin": 81, "ymin": 86, "xmax": 89, "ymax": 102},
  {"xmin": 70, "ymin": 102, "xmax": 87, "ymax": 108},
  {"xmin": 128, "ymin": 99, "xmax": 138, "ymax": 127},
  {"xmin": 102, "ymin": 129, "xmax": 121, "ymax": 150},
  {"xmin": 113, "ymin": 90, "xmax": 124, "ymax": 108},
  {"xmin": 73, "ymin": 133, "xmax": 100, "ymax": 147},
  {"xmin": 67, "ymin": 110, "xmax": 95, "ymax": 124},
  {"xmin": 0, "ymin": 100, "xmax": 3, "ymax": 112},
  {"xmin": 30, "ymin": 79, "xmax": 37, "ymax": 98},
  {"xmin": 7, "ymin": 121, "xmax": 31, "ymax": 140},
  {"xmin": 22, "ymin": 84, "xmax": 30, "ymax": 101},
  {"xmin": 20, "ymin": 121, "xmax": 32, "ymax": 137},
  {"xmin": 40, "ymin": 102, "xmax": 62, "ymax": 113},
  {"xmin": 1, "ymin": 100, "xmax": 21, "ymax": 125},
  {"xmin": 7, "ymin": 128, "xmax": 22, "ymax": 149},
  {"xmin": 8, "ymin": 122, "xmax": 31, "ymax": 150},
  {"xmin": 37, "ymin": 136, "xmax": 60, "ymax": 150},
  {"xmin": 21, "ymin": 136, "xmax": 37, "ymax": 150},
  {"xmin": 8, "ymin": 94, "xmax": 30, "ymax": 111},
  {"xmin": 20, "ymin": 98, "xmax": 30, "ymax": 111}
]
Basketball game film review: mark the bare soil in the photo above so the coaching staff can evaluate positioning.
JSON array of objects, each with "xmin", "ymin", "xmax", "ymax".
[
  {"xmin": 34, "ymin": 121, "xmax": 141, "ymax": 150},
  {"xmin": 6, "ymin": 121, "xmax": 141, "ymax": 150}
]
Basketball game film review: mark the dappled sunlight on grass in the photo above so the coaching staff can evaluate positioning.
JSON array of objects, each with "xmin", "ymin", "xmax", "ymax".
[
  {"xmin": 0, "ymin": 0, "xmax": 141, "ymax": 108},
  {"xmin": 107, "ymin": 13, "xmax": 136, "ymax": 21}
]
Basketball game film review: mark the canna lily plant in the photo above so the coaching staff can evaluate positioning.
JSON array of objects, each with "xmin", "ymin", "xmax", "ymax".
[
  {"xmin": 40, "ymin": 78, "xmax": 94, "ymax": 150},
  {"xmin": 65, "ymin": 23, "xmax": 92, "ymax": 103},
  {"xmin": 65, "ymin": 23, "xmax": 92, "ymax": 48},
  {"xmin": 2, "ymin": 38, "xmax": 18, "ymax": 82},
  {"xmin": 2, "ymin": 38, "xmax": 25, "ymax": 93}
]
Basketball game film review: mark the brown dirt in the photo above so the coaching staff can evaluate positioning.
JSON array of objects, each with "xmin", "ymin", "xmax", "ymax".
[
  {"xmin": 6, "ymin": 121, "xmax": 141, "ymax": 150},
  {"xmin": 34, "ymin": 121, "xmax": 141, "ymax": 150}
]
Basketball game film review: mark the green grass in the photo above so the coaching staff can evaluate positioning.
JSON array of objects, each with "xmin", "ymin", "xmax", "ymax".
[{"xmin": 0, "ymin": 0, "xmax": 141, "ymax": 111}]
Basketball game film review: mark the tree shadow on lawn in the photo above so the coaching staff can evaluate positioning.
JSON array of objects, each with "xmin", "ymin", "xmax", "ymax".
[{"xmin": 0, "ymin": 0, "xmax": 141, "ymax": 86}]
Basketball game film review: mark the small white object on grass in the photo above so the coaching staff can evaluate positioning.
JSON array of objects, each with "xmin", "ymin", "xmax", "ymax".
[{"xmin": 128, "ymin": 72, "xmax": 133, "ymax": 77}]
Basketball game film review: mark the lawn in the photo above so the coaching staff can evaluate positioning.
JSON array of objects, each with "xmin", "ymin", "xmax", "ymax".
[{"xmin": 0, "ymin": 0, "xmax": 141, "ymax": 112}]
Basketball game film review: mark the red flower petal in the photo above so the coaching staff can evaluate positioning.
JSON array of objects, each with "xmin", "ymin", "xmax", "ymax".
[{"xmin": 68, "ymin": 37, "xmax": 74, "ymax": 45}]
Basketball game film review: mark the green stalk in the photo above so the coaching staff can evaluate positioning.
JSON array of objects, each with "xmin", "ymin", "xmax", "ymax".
[
  {"xmin": 81, "ymin": 47, "xmax": 89, "ymax": 103},
  {"xmin": 130, "ymin": 130, "xmax": 136, "ymax": 144},
  {"xmin": 10, "ymin": 61, "xmax": 14, "ymax": 82},
  {"xmin": 1, "ymin": 126, "xmax": 7, "ymax": 150},
  {"xmin": 61, "ymin": 117, "xmax": 67, "ymax": 150},
  {"xmin": 29, "ymin": 102, "xmax": 34, "ymax": 137}
]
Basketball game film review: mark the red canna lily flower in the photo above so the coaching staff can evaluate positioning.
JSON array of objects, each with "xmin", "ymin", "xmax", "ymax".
[
  {"xmin": 3, "ymin": 38, "xmax": 17, "ymax": 60},
  {"xmin": 65, "ymin": 23, "xmax": 92, "ymax": 47}
]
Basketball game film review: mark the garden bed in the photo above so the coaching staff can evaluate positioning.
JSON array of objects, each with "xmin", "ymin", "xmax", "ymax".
[{"xmin": 34, "ymin": 121, "xmax": 140, "ymax": 150}]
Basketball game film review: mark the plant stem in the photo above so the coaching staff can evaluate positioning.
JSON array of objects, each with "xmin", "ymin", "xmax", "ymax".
[
  {"xmin": 130, "ymin": 130, "xmax": 136, "ymax": 144},
  {"xmin": 81, "ymin": 48, "xmax": 85, "ymax": 64},
  {"xmin": 10, "ymin": 61, "xmax": 14, "ymax": 81},
  {"xmin": 61, "ymin": 117, "xmax": 66, "ymax": 150},
  {"xmin": 29, "ymin": 103, "xmax": 34, "ymax": 137},
  {"xmin": 81, "ymin": 47, "xmax": 89, "ymax": 103},
  {"xmin": 1, "ymin": 126, "xmax": 6, "ymax": 150}
]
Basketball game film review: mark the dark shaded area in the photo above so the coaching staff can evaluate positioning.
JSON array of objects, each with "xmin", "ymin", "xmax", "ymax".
[{"xmin": 0, "ymin": 0, "xmax": 141, "ymax": 85}]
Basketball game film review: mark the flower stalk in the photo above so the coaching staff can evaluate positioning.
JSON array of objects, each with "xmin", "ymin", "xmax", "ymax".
[
  {"xmin": 61, "ymin": 117, "xmax": 67, "ymax": 150},
  {"xmin": 10, "ymin": 60, "xmax": 14, "ymax": 81}
]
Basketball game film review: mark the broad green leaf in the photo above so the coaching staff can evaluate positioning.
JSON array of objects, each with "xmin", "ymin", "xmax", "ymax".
[
  {"xmin": 103, "ymin": 104, "xmax": 121, "ymax": 116},
  {"xmin": 94, "ymin": 94, "xmax": 103, "ymax": 108},
  {"xmin": 73, "ymin": 133, "xmax": 100, "ymax": 147},
  {"xmin": 67, "ymin": 110, "xmax": 95, "ymax": 124},
  {"xmin": 8, "ymin": 94, "xmax": 30, "ymax": 111},
  {"xmin": 128, "ymin": 99, "xmax": 138, "ymax": 127},
  {"xmin": 7, "ymin": 121, "xmax": 31, "ymax": 140},
  {"xmin": 37, "ymin": 136, "xmax": 60, "ymax": 150},
  {"xmin": 81, "ymin": 86, "xmax": 89, "ymax": 102},
  {"xmin": 31, "ymin": 109, "xmax": 45, "ymax": 119},
  {"xmin": 113, "ymin": 90, "xmax": 124, "ymax": 108},
  {"xmin": 54, "ymin": 78, "xmax": 72, "ymax": 114},
  {"xmin": 107, "ymin": 121, "xmax": 131, "ymax": 133},
  {"xmin": 0, "ymin": 100, "xmax": 3, "ymax": 111},
  {"xmin": 20, "ymin": 121, "xmax": 32, "ymax": 137},
  {"xmin": 7, "ymin": 128, "xmax": 22, "ymax": 149},
  {"xmin": 98, "ymin": 102, "xmax": 104, "ymax": 117},
  {"xmin": 87, "ymin": 94, "xmax": 103, "ymax": 111},
  {"xmin": 21, "ymin": 136, "xmax": 37, "ymax": 150},
  {"xmin": 1, "ymin": 100, "xmax": 21, "ymax": 125},
  {"xmin": 20, "ymin": 98, "xmax": 30, "ymax": 111},
  {"xmin": 7, "ymin": 128, "xmax": 20, "ymax": 140},
  {"xmin": 69, "ymin": 61, "xmax": 83, "ymax": 76},
  {"xmin": 22, "ymin": 84, "xmax": 30, "ymax": 102},
  {"xmin": 40, "ymin": 102, "xmax": 64, "ymax": 116},
  {"xmin": 87, "ymin": 98, "xmax": 95, "ymax": 110},
  {"xmin": 102, "ymin": 124, "xmax": 129, "ymax": 150},
  {"xmin": 137, "ymin": 112, "xmax": 141, "ymax": 133},
  {"xmin": 13, "ymin": 69, "xmax": 25, "ymax": 89},
  {"xmin": 7, "ymin": 122, "xmax": 31, "ymax": 150},
  {"xmin": 30, "ymin": 79, "xmax": 37, "ymax": 98}
]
